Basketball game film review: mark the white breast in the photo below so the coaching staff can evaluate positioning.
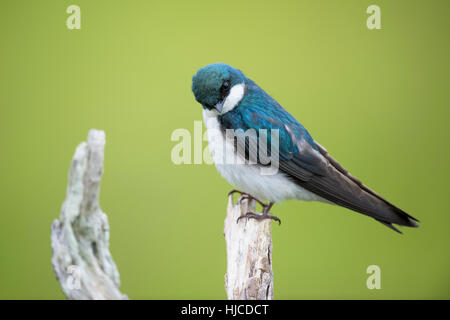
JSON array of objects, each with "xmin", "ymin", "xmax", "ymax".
[{"xmin": 203, "ymin": 109, "xmax": 324, "ymax": 203}]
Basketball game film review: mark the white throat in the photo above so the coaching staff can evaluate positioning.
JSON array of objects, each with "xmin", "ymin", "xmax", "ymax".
[{"xmin": 217, "ymin": 83, "xmax": 245, "ymax": 114}]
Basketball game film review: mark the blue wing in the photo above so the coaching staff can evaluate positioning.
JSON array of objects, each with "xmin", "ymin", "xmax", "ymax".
[
  {"xmin": 218, "ymin": 81, "xmax": 419, "ymax": 232},
  {"xmin": 219, "ymin": 81, "xmax": 326, "ymax": 176}
]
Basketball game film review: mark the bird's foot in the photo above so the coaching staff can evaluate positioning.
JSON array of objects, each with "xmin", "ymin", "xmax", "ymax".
[
  {"xmin": 228, "ymin": 189, "xmax": 246, "ymax": 197},
  {"xmin": 236, "ymin": 201, "xmax": 281, "ymax": 225},
  {"xmin": 228, "ymin": 189, "xmax": 266, "ymax": 208},
  {"xmin": 236, "ymin": 212, "xmax": 281, "ymax": 225},
  {"xmin": 228, "ymin": 189, "xmax": 251, "ymax": 205}
]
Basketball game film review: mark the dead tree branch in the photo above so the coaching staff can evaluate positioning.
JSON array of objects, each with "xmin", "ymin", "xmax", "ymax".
[
  {"xmin": 51, "ymin": 129, "xmax": 127, "ymax": 300},
  {"xmin": 224, "ymin": 195, "xmax": 274, "ymax": 300}
]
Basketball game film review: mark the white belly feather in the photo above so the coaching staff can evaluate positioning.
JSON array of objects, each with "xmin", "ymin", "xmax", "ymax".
[{"xmin": 203, "ymin": 109, "xmax": 324, "ymax": 203}]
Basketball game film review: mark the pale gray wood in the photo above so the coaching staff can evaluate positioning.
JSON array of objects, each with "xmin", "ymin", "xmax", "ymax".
[
  {"xmin": 224, "ymin": 195, "xmax": 274, "ymax": 300},
  {"xmin": 51, "ymin": 129, "xmax": 127, "ymax": 300}
]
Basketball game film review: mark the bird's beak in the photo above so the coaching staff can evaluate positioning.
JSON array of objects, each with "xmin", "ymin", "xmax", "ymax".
[{"xmin": 215, "ymin": 101, "xmax": 224, "ymax": 114}]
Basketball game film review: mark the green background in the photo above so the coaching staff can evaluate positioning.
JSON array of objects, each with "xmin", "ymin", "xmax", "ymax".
[{"xmin": 0, "ymin": 0, "xmax": 449, "ymax": 299}]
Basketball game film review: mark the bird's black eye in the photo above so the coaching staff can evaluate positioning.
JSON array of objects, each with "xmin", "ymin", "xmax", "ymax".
[
  {"xmin": 220, "ymin": 80, "xmax": 231, "ymax": 99},
  {"xmin": 222, "ymin": 80, "xmax": 230, "ymax": 89}
]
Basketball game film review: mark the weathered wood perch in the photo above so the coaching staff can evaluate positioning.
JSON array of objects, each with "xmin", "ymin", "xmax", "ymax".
[
  {"xmin": 224, "ymin": 196, "xmax": 274, "ymax": 300},
  {"xmin": 51, "ymin": 129, "xmax": 127, "ymax": 300}
]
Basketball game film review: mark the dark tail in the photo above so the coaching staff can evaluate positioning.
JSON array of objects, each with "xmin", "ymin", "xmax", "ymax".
[
  {"xmin": 374, "ymin": 206, "xmax": 419, "ymax": 234},
  {"xmin": 311, "ymin": 141, "xmax": 420, "ymax": 234}
]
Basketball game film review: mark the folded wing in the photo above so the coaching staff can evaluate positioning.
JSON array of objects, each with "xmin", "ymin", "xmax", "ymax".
[{"xmin": 280, "ymin": 124, "xmax": 419, "ymax": 232}]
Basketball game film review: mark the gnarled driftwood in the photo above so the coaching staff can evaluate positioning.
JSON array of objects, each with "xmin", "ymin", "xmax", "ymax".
[{"xmin": 51, "ymin": 129, "xmax": 127, "ymax": 300}]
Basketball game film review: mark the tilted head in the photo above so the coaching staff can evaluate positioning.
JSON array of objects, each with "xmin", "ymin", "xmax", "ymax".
[{"xmin": 192, "ymin": 63, "xmax": 246, "ymax": 114}]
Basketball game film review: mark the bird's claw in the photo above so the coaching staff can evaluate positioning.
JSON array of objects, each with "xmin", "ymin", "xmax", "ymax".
[
  {"xmin": 229, "ymin": 189, "xmax": 281, "ymax": 225},
  {"xmin": 237, "ymin": 194, "xmax": 251, "ymax": 205},
  {"xmin": 236, "ymin": 212, "xmax": 281, "ymax": 225},
  {"xmin": 228, "ymin": 189, "xmax": 249, "ymax": 205},
  {"xmin": 228, "ymin": 189, "xmax": 246, "ymax": 197}
]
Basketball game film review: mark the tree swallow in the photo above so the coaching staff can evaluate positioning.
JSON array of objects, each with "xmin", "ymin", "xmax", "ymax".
[{"xmin": 191, "ymin": 63, "xmax": 419, "ymax": 233}]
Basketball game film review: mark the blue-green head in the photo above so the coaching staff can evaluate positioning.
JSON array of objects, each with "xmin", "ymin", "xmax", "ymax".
[{"xmin": 192, "ymin": 63, "xmax": 246, "ymax": 113}]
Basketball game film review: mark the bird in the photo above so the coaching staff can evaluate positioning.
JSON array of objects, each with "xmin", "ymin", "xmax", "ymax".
[{"xmin": 191, "ymin": 63, "xmax": 419, "ymax": 233}]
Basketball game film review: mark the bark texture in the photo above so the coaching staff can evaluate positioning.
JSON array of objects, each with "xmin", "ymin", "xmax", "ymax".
[
  {"xmin": 224, "ymin": 195, "xmax": 274, "ymax": 300},
  {"xmin": 51, "ymin": 129, "xmax": 127, "ymax": 300}
]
